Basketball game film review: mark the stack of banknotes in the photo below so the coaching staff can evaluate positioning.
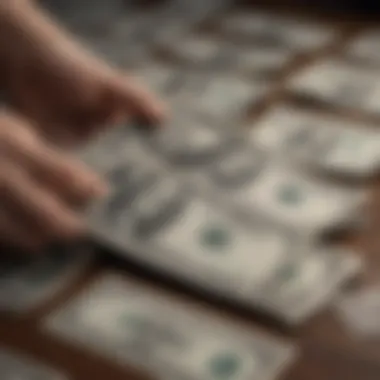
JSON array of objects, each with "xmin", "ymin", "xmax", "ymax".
[
  {"xmin": 77, "ymin": 113, "xmax": 364, "ymax": 326},
  {"xmin": 2, "ymin": 1, "xmax": 380, "ymax": 379}
]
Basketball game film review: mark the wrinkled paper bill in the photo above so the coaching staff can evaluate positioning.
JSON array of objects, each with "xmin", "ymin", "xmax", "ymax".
[
  {"xmin": 347, "ymin": 30, "xmax": 380, "ymax": 66},
  {"xmin": 138, "ymin": 119, "xmax": 366, "ymax": 239},
  {"xmin": 77, "ymin": 125, "xmax": 363, "ymax": 324},
  {"xmin": 45, "ymin": 274, "xmax": 297, "ymax": 380},
  {"xmin": 290, "ymin": 60, "xmax": 380, "ymax": 115},
  {"xmin": 250, "ymin": 106, "xmax": 380, "ymax": 178},
  {"xmin": 219, "ymin": 11, "xmax": 334, "ymax": 51},
  {"xmin": 335, "ymin": 285, "xmax": 380, "ymax": 338}
]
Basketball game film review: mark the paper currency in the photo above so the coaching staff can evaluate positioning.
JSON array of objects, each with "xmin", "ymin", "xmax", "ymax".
[
  {"xmin": 257, "ymin": 247, "xmax": 363, "ymax": 324},
  {"xmin": 76, "ymin": 123, "xmax": 144, "ymax": 173},
  {"xmin": 46, "ymin": 3, "xmax": 154, "ymax": 66},
  {"xmin": 250, "ymin": 106, "xmax": 380, "ymax": 177},
  {"xmin": 94, "ymin": 7, "xmax": 171, "ymax": 66},
  {"xmin": 347, "ymin": 30, "xmax": 380, "ymax": 65},
  {"xmin": 219, "ymin": 11, "xmax": 280, "ymax": 39},
  {"xmin": 161, "ymin": 34, "xmax": 222, "ymax": 67},
  {"xmin": 43, "ymin": 0, "xmax": 130, "ymax": 33},
  {"xmin": 227, "ymin": 161, "xmax": 366, "ymax": 238},
  {"xmin": 220, "ymin": 12, "xmax": 334, "ymax": 51},
  {"xmin": 290, "ymin": 60, "xmax": 380, "ymax": 115},
  {"xmin": 0, "ymin": 347, "xmax": 68, "ymax": 380},
  {"xmin": 0, "ymin": 245, "xmax": 92, "ymax": 313},
  {"xmin": 45, "ymin": 274, "xmax": 296, "ymax": 380},
  {"xmin": 143, "ymin": 107, "xmax": 235, "ymax": 166},
  {"xmin": 90, "ymin": 37, "xmax": 150, "ymax": 67},
  {"xmin": 335, "ymin": 285, "xmax": 380, "ymax": 338},
  {"xmin": 146, "ymin": 125, "xmax": 365, "ymax": 239},
  {"xmin": 78, "ymin": 125, "xmax": 363, "ymax": 323},
  {"xmin": 121, "ymin": 122, "xmax": 366, "ymax": 240},
  {"xmin": 86, "ymin": 153, "xmax": 297, "ymax": 297},
  {"xmin": 221, "ymin": 44, "xmax": 293, "ymax": 77},
  {"xmin": 130, "ymin": 62, "xmax": 181, "ymax": 98},
  {"xmin": 272, "ymin": 19, "xmax": 334, "ymax": 51},
  {"xmin": 151, "ymin": 0, "xmax": 233, "ymax": 46},
  {"xmin": 172, "ymin": 73, "xmax": 266, "ymax": 124},
  {"xmin": 160, "ymin": 0, "xmax": 234, "ymax": 25},
  {"xmin": 81, "ymin": 128, "xmax": 292, "ymax": 300}
]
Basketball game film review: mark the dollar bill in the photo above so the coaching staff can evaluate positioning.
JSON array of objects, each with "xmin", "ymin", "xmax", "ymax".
[
  {"xmin": 347, "ymin": 30, "xmax": 380, "ymax": 66},
  {"xmin": 44, "ymin": 2, "xmax": 154, "ymax": 66},
  {"xmin": 137, "ymin": 119, "xmax": 366, "ymax": 239},
  {"xmin": 0, "ymin": 244, "xmax": 93, "ymax": 313},
  {"xmin": 335, "ymin": 285, "xmax": 380, "ymax": 338},
  {"xmin": 170, "ymin": 72, "xmax": 267, "ymax": 124},
  {"xmin": 219, "ymin": 11, "xmax": 334, "ymax": 51},
  {"xmin": 76, "ymin": 123, "xmax": 145, "ymax": 173},
  {"xmin": 220, "ymin": 44, "xmax": 293, "ymax": 77},
  {"xmin": 84, "ymin": 142, "xmax": 298, "ymax": 299},
  {"xmin": 159, "ymin": 0, "xmax": 234, "ymax": 25},
  {"xmin": 43, "ymin": 0, "xmax": 131, "ymax": 34},
  {"xmin": 152, "ymin": 20, "xmax": 191, "ymax": 47},
  {"xmin": 159, "ymin": 34, "xmax": 222, "ymax": 67},
  {"xmin": 255, "ymin": 247, "xmax": 363, "ymax": 324},
  {"xmin": 290, "ymin": 60, "xmax": 380, "ymax": 115},
  {"xmin": 78, "ymin": 126, "xmax": 363, "ymax": 323},
  {"xmin": 90, "ymin": 37, "xmax": 151, "ymax": 67},
  {"xmin": 250, "ymin": 106, "xmax": 380, "ymax": 178},
  {"xmin": 271, "ymin": 18, "xmax": 335, "ymax": 52},
  {"xmin": 141, "ymin": 105, "xmax": 235, "ymax": 164},
  {"xmin": 130, "ymin": 61, "xmax": 182, "ymax": 98},
  {"xmin": 91, "ymin": 7, "xmax": 173, "ymax": 66},
  {"xmin": 212, "ymin": 160, "xmax": 366, "ymax": 238},
  {"xmin": 219, "ymin": 11, "xmax": 282, "ymax": 40},
  {"xmin": 0, "ymin": 347, "xmax": 68, "ymax": 380},
  {"xmin": 151, "ymin": 0, "xmax": 233, "ymax": 46},
  {"xmin": 157, "ymin": 32, "xmax": 292, "ymax": 78},
  {"xmin": 45, "ymin": 274, "xmax": 296, "ymax": 380}
]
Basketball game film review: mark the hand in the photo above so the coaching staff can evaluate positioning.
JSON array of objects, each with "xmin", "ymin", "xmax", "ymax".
[
  {"xmin": 0, "ymin": 111, "xmax": 106, "ymax": 250},
  {"xmin": 2, "ymin": 1, "xmax": 166, "ymax": 147}
]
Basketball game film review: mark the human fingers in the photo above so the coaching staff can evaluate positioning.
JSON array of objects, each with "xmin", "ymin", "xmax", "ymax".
[
  {"xmin": 20, "ymin": 144, "xmax": 107, "ymax": 207},
  {"xmin": 0, "ymin": 204, "xmax": 45, "ymax": 251},
  {"xmin": 105, "ymin": 73, "xmax": 168, "ymax": 125},
  {"xmin": 0, "ymin": 162, "xmax": 86, "ymax": 243},
  {"xmin": 0, "ymin": 111, "xmax": 102, "ymax": 245},
  {"xmin": 0, "ymin": 114, "xmax": 107, "ymax": 206},
  {"xmin": 52, "ymin": 72, "xmax": 167, "ymax": 137}
]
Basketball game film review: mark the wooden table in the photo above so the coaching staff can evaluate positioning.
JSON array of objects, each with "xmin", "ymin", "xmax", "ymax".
[{"xmin": 1, "ymin": 2, "xmax": 380, "ymax": 379}]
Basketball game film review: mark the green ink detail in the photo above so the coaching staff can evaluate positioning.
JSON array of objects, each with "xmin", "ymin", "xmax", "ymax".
[
  {"xmin": 209, "ymin": 353, "xmax": 241, "ymax": 379},
  {"xmin": 277, "ymin": 184, "xmax": 304, "ymax": 205},
  {"xmin": 200, "ymin": 226, "xmax": 231, "ymax": 250},
  {"xmin": 120, "ymin": 314, "xmax": 147, "ymax": 329},
  {"xmin": 277, "ymin": 262, "xmax": 297, "ymax": 283},
  {"xmin": 288, "ymin": 129, "xmax": 312, "ymax": 149}
]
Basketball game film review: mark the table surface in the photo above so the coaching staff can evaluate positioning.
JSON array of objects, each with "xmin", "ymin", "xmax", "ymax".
[{"xmin": 1, "ymin": 2, "xmax": 380, "ymax": 380}]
